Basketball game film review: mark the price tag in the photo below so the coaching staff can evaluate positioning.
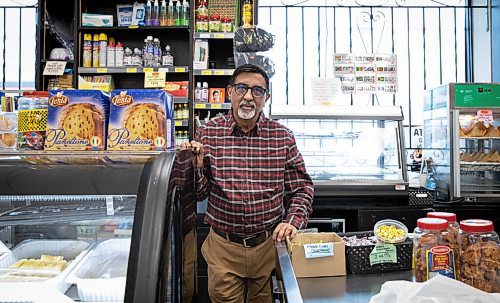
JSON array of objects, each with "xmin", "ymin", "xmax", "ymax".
[
  {"xmin": 174, "ymin": 120, "xmax": 182, "ymax": 126},
  {"xmin": 211, "ymin": 103, "xmax": 221, "ymax": 109},
  {"xmin": 303, "ymin": 243, "xmax": 334, "ymax": 259},
  {"xmin": 477, "ymin": 109, "xmax": 493, "ymax": 122},
  {"xmin": 175, "ymin": 67, "xmax": 186, "ymax": 72},
  {"xmin": 369, "ymin": 244, "xmax": 397, "ymax": 266},
  {"xmin": 126, "ymin": 67, "xmax": 137, "ymax": 73},
  {"xmin": 201, "ymin": 70, "xmax": 212, "ymax": 75},
  {"xmin": 143, "ymin": 68, "xmax": 154, "ymax": 73},
  {"xmin": 144, "ymin": 71, "xmax": 167, "ymax": 88},
  {"xmin": 200, "ymin": 33, "xmax": 210, "ymax": 38},
  {"xmin": 96, "ymin": 68, "xmax": 107, "ymax": 73},
  {"xmin": 214, "ymin": 33, "xmax": 225, "ymax": 39},
  {"xmin": 194, "ymin": 103, "xmax": 206, "ymax": 109},
  {"xmin": 128, "ymin": 25, "xmax": 139, "ymax": 29},
  {"xmin": 43, "ymin": 61, "xmax": 67, "ymax": 75},
  {"xmin": 214, "ymin": 70, "xmax": 225, "ymax": 75}
]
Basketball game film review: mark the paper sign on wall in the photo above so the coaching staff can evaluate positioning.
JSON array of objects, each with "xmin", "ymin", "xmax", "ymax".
[
  {"xmin": 43, "ymin": 61, "xmax": 67, "ymax": 76},
  {"xmin": 304, "ymin": 242, "xmax": 334, "ymax": 259},
  {"xmin": 310, "ymin": 77, "xmax": 342, "ymax": 105}
]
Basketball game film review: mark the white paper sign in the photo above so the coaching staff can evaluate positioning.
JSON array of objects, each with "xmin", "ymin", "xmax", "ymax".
[
  {"xmin": 43, "ymin": 61, "xmax": 67, "ymax": 75},
  {"xmin": 304, "ymin": 242, "xmax": 334, "ymax": 259},
  {"xmin": 310, "ymin": 77, "xmax": 342, "ymax": 105}
]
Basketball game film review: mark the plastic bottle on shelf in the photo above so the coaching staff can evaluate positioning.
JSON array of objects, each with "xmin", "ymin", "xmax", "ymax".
[
  {"xmin": 83, "ymin": 33, "xmax": 92, "ymax": 67},
  {"xmin": 92, "ymin": 34, "xmax": 100, "ymax": 67},
  {"xmin": 123, "ymin": 47, "xmax": 133, "ymax": 66},
  {"xmin": 182, "ymin": 104, "xmax": 189, "ymax": 119},
  {"xmin": 153, "ymin": 38, "xmax": 161, "ymax": 67},
  {"xmin": 115, "ymin": 42, "xmax": 124, "ymax": 67},
  {"xmin": 167, "ymin": 0, "xmax": 175, "ymax": 26},
  {"xmin": 197, "ymin": 1, "xmax": 208, "ymax": 17},
  {"xmin": 99, "ymin": 33, "xmax": 108, "ymax": 67},
  {"xmin": 182, "ymin": 0, "xmax": 190, "ymax": 26},
  {"xmin": 195, "ymin": 82, "xmax": 202, "ymax": 102},
  {"xmin": 107, "ymin": 40, "xmax": 115, "ymax": 67},
  {"xmin": 160, "ymin": 0, "xmax": 167, "ymax": 26},
  {"xmin": 202, "ymin": 82, "xmax": 209, "ymax": 102},
  {"xmin": 145, "ymin": 0, "xmax": 152, "ymax": 26},
  {"xmin": 152, "ymin": 0, "xmax": 160, "ymax": 26},
  {"xmin": 175, "ymin": 0, "xmax": 183, "ymax": 26},
  {"xmin": 144, "ymin": 36, "xmax": 154, "ymax": 67},
  {"xmin": 162, "ymin": 45, "xmax": 174, "ymax": 66},
  {"xmin": 133, "ymin": 48, "xmax": 143, "ymax": 66}
]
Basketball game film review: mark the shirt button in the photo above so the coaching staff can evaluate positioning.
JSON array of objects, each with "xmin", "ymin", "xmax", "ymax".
[{"xmin": 242, "ymin": 158, "xmax": 247, "ymax": 163}]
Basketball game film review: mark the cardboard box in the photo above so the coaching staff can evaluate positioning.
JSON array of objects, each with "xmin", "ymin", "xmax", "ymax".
[
  {"xmin": 164, "ymin": 81, "xmax": 188, "ymax": 97},
  {"xmin": 287, "ymin": 232, "xmax": 346, "ymax": 278},
  {"xmin": 209, "ymin": 88, "xmax": 225, "ymax": 103}
]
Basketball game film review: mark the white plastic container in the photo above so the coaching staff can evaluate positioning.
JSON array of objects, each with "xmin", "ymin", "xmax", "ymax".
[
  {"xmin": 0, "ymin": 239, "xmax": 92, "ymax": 301},
  {"xmin": 66, "ymin": 238, "xmax": 131, "ymax": 302}
]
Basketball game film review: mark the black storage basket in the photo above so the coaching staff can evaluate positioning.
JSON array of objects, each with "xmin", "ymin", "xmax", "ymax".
[
  {"xmin": 341, "ymin": 231, "xmax": 413, "ymax": 274},
  {"xmin": 408, "ymin": 187, "xmax": 435, "ymax": 206}
]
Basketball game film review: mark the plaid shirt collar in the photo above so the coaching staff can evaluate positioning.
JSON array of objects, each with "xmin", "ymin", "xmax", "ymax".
[{"xmin": 226, "ymin": 110, "xmax": 265, "ymax": 136}]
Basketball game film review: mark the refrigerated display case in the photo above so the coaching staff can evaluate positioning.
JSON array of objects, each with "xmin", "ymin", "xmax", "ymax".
[
  {"xmin": 423, "ymin": 83, "xmax": 500, "ymax": 203},
  {"xmin": 270, "ymin": 105, "xmax": 408, "ymax": 205},
  {"xmin": 0, "ymin": 150, "xmax": 196, "ymax": 302}
]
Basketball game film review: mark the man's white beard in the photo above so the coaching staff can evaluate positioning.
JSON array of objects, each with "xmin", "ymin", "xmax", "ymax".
[{"xmin": 237, "ymin": 101, "xmax": 257, "ymax": 120}]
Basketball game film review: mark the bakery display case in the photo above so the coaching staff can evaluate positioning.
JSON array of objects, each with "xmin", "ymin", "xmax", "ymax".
[
  {"xmin": 0, "ymin": 150, "xmax": 196, "ymax": 302},
  {"xmin": 270, "ymin": 105, "xmax": 408, "ymax": 204},
  {"xmin": 423, "ymin": 83, "xmax": 500, "ymax": 203}
]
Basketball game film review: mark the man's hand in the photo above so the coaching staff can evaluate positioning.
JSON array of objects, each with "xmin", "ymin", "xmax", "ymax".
[
  {"xmin": 272, "ymin": 223, "xmax": 297, "ymax": 242},
  {"xmin": 180, "ymin": 140, "xmax": 204, "ymax": 168}
]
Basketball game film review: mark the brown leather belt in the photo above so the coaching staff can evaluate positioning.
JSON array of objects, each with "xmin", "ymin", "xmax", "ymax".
[{"xmin": 212, "ymin": 227, "xmax": 274, "ymax": 248}]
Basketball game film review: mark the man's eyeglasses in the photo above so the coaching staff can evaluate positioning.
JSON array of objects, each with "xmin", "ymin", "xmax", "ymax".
[{"xmin": 231, "ymin": 83, "xmax": 268, "ymax": 98}]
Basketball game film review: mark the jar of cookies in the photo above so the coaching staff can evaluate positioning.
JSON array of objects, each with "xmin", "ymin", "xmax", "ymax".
[
  {"xmin": 427, "ymin": 212, "xmax": 459, "ymax": 257},
  {"xmin": 413, "ymin": 218, "xmax": 457, "ymax": 282},
  {"xmin": 458, "ymin": 219, "xmax": 499, "ymax": 293}
]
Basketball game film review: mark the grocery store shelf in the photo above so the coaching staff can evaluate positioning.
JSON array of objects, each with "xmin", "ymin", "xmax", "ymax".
[
  {"xmin": 193, "ymin": 32, "xmax": 235, "ymax": 39},
  {"xmin": 460, "ymin": 136, "xmax": 500, "ymax": 140},
  {"xmin": 194, "ymin": 102, "xmax": 231, "ymax": 110},
  {"xmin": 193, "ymin": 69, "xmax": 234, "ymax": 76},
  {"xmin": 78, "ymin": 66, "xmax": 189, "ymax": 74},
  {"xmin": 78, "ymin": 26, "xmax": 189, "ymax": 31},
  {"xmin": 460, "ymin": 162, "xmax": 500, "ymax": 172}
]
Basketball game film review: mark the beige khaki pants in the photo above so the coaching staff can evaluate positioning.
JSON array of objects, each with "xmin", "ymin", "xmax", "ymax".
[{"xmin": 201, "ymin": 229, "xmax": 276, "ymax": 303}]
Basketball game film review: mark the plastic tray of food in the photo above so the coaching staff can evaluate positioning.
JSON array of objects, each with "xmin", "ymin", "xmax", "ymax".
[
  {"xmin": 374, "ymin": 219, "xmax": 408, "ymax": 244},
  {"xmin": 66, "ymin": 238, "xmax": 131, "ymax": 302},
  {"xmin": 0, "ymin": 239, "xmax": 92, "ymax": 300}
]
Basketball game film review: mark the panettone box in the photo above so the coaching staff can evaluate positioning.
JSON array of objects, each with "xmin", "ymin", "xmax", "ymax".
[
  {"xmin": 107, "ymin": 89, "xmax": 174, "ymax": 151},
  {"xmin": 287, "ymin": 232, "xmax": 346, "ymax": 278},
  {"xmin": 45, "ymin": 90, "xmax": 110, "ymax": 150}
]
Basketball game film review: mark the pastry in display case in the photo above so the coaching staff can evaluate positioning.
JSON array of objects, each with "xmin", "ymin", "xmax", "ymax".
[
  {"xmin": 0, "ymin": 150, "xmax": 196, "ymax": 302},
  {"xmin": 423, "ymin": 83, "xmax": 500, "ymax": 202},
  {"xmin": 270, "ymin": 105, "xmax": 408, "ymax": 204}
]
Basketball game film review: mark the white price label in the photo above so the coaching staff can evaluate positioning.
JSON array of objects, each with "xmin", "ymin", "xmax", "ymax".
[
  {"xmin": 106, "ymin": 196, "xmax": 114, "ymax": 216},
  {"xmin": 304, "ymin": 242, "xmax": 334, "ymax": 259}
]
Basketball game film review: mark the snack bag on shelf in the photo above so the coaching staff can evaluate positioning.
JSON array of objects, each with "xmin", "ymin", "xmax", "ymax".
[
  {"xmin": 107, "ymin": 89, "xmax": 173, "ymax": 151},
  {"xmin": 45, "ymin": 90, "xmax": 110, "ymax": 151}
]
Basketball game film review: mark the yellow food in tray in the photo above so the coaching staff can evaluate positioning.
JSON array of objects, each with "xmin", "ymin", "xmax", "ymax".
[
  {"xmin": 375, "ymin": 225, "xmax": 406, "ymax": 242},
  {"xmin": 10, "ymin": 255, "xmax": 68, "ymax": 272}
]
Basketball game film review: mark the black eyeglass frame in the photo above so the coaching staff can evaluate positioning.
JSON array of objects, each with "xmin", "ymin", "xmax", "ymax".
[{"xmin": 230, "ymin": 83, "xmax": 269, "ymax": 98}]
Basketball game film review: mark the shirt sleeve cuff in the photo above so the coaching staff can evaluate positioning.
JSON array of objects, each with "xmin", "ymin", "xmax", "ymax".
[{"xmin": 285, "ymin": 215, "xmax": 305, "ymax": 230}]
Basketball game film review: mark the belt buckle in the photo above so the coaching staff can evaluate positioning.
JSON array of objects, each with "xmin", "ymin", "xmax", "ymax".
[{"xmin": 243, "ymin": 238, "xmax": 249, "ymax": 248}]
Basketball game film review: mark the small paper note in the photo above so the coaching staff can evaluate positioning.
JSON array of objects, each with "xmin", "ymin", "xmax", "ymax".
[
  {"xmin": 43, "ymin": 61, "xmax": 66, "ymax": 75},
  {"xmin": 477, "ymin": 109, "xmax": 493, "ymax": 122},
  {"xmin": 304, "ymin": 242, "xmax": 334, "ymax": 259},
  {"xmin": 310, "ymin": 77, "xmax": 342, "ymax": 105},
  {"xmin": 144, "ymin": 71, "xmax": 166, "ymax": 88},
  {"xmin": 369, "ymin": 244, "xmax": 397, "ymax": 266}
]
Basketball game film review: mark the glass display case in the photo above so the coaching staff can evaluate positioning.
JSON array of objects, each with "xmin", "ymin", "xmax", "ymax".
[
  {"xmin": 0, "ymin": 151, "xmax": 196, "ymax": 302},
  {"xmin": 270, "ymin": 105, "xmax": 408, "ymax": 204},
  {"xmin": 423, "ymin": 83, "xmax": 500, "ymax": 203}
]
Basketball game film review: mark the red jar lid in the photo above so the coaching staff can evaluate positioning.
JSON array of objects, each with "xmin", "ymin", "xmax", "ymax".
[
  {"xmin": 427, "ymin": 212, "xmax": 457, "ymax": 223},
  {"xmin": 417, "ymin": 218, "xmax": 448, "ymax": 230},
  {"xmin": 460, "ymin": 219, "xmax": 494, "ymax": 233}
]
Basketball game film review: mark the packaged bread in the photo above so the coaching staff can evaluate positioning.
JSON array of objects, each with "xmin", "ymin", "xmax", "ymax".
[
  {"xmin": 45, "ymin": 90, "xmax": 110, "ymax": 150},
  {"xmin": 107, "ymin": 89, "xmax": 173, "ymax": 151}
]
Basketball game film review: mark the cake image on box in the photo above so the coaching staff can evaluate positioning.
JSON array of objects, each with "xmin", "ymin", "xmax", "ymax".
[
  {"xmin": 45, "ymin": 90, "xmax": 110, "ymax": 150},
  {"xmin": 107, "ymin": 89, "xmax": 173, "ymax": 150}
]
